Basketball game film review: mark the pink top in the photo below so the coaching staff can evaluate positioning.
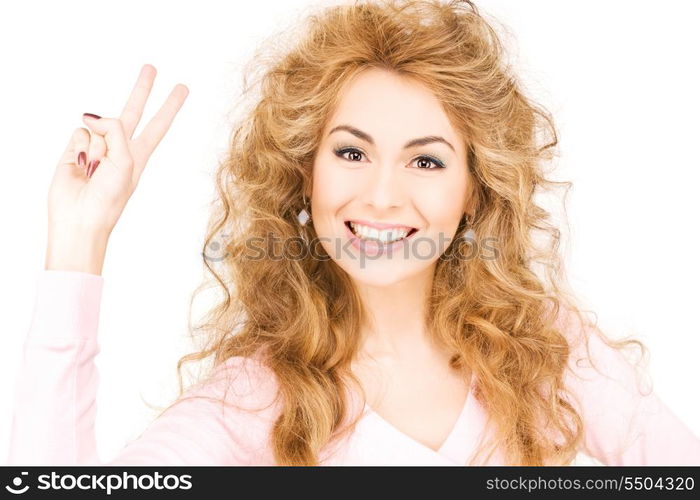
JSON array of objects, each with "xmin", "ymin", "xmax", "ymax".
[{"xmin": 6, "ymin": 270, "xmax": 700, "ymax": 465}]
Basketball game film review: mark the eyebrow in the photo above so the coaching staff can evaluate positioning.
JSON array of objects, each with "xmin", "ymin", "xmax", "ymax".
[{"xmin": 328, "ymin": 124, "xmax": 456, "ymax": 153}]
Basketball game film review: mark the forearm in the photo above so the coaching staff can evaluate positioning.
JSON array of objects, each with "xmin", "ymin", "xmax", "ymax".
[{"xmin": 8, "ymin": 270, "xmax": 104, "ymax": 465}]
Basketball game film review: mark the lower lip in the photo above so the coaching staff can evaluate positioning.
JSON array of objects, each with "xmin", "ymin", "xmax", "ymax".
[{"xmin": 343, "ymin": 222, "xmax": 417, "ymax": 257}]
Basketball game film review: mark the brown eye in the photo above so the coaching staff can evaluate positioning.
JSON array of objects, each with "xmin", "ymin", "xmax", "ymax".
[
  {"xmin": 334, "ymin": 147, "xmax": 365, "ymax": 162},
  {"xmin": 413, "ymin": 155, "xmax": 445, "ymax": 170}
]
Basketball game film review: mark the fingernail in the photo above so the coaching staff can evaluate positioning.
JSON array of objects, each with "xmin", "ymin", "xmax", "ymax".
[
  {"xmin": 83, "ymin": 113, "xmax": 101, "ymax": 120},
  {"xmin": 77, "ymin": 151, "xmax": 86, "ymax": 167},
  {"xmin": 87, "ymin": 159, "xmax": 100, "ymax": 177}
]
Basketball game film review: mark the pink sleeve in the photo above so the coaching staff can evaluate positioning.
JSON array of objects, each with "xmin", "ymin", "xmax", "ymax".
[
  {"xmin": 7, "ymin": 270, "xmax": 278, "ymax": 466},
  {"xmin": 559, "ymin": 308, "xmax": 700, "ymax": 465}
]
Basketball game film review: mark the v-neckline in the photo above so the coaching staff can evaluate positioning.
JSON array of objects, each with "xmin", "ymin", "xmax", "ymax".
[{"xmin": 363, "ymin": 379, "xmax": 474, "ymax": 456}]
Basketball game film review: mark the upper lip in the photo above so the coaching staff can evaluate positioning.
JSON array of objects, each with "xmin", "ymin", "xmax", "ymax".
[{"xmin": 345, "ymin": 219, "xmax": 417, "ymax": 231}]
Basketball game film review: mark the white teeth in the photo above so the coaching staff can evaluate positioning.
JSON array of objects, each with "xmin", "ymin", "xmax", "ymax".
[{"xmin": 348, "ymin": 222, "xmax": 411, "ymax": 243}]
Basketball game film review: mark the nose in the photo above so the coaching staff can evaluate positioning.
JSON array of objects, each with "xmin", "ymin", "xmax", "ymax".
[{"xmin": 360, "ymin": 161, "xmax": 405, "ymax": 211}]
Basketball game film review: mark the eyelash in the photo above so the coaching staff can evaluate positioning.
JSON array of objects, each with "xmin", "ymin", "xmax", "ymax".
[{"xmin": 332, "ymin": 146, "xmax": 446, "ymax": 170}]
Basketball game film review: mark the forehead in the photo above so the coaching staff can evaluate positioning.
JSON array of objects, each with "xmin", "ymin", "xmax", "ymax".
[{"xmin": 326, "ymin": 68, "xmax": 462, "ymax": 149}]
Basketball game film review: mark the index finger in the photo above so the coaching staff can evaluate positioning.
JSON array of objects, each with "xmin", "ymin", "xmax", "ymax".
[{"xmin": 119, "ymin": 64, "xmax": 157, "ymax": 139}]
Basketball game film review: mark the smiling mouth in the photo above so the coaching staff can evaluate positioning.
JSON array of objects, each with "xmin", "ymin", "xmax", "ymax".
[{"xmin": 344, "ymin": 221, "xmax": 419, "ymax": 244}]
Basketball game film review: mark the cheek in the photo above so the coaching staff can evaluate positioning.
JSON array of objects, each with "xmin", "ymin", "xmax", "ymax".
[
  {"xmin": 419, "ymin": 175, "xmax": 468, "ymax": 231},
  {"xmin": 311, "ymin": 157, "xmax": 355, "ymax": 223}
]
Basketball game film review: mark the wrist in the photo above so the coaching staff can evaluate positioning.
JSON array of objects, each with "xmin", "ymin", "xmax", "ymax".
[{"xmin": 45, "ymin": 224, "xmax": 110, "ymax": 275}]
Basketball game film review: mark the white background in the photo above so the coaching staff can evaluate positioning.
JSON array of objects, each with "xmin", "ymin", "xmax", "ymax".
[{"xmin": 0, "ymin": 0, "xmax": 698, "ymax": 464}]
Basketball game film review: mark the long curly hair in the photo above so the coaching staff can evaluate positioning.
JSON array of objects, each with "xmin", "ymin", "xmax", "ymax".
[{"xmin": 166, "ymin": 0, "xmax": 647, "ymax": 465}]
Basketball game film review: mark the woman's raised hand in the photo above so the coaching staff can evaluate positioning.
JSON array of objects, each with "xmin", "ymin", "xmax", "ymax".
[{"xmin": 45, "ymin": 64, "xmax": 189, "ymax": 274}]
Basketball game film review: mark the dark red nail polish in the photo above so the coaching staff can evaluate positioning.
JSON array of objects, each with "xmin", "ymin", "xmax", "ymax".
[
  {"xmin": 83, "ymin": 113, "xmax": 101, "ymax": 120},
  {"xmin": 77, "ymin": 151, "xmax": 86, "ymax": 167},
  {"xmin": 87, "ymin": 159, "xmax": 100, "ymax": 177}
]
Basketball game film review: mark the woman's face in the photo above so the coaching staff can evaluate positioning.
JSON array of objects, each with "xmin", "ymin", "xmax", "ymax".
[{"xmin": 311, "ymin": 68, "xmax": 470, "ymax": 287}]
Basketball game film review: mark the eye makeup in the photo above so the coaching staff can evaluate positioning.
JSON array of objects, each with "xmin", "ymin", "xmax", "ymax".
[{"xmin": 331, "ymin": 143, "xmax": 447, "ymax": 170}]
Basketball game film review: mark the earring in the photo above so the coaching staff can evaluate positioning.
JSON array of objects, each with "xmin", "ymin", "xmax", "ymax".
[
  {"xmin": 297, "ymin": 194, "xmax": 311, "ymax": 227},
  {"xmin": 463, "ymin": 213, "xmax": 475, "ymax": 242}
]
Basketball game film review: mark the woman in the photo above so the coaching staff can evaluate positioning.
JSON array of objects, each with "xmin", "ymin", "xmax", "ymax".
[{"xmin": 8, "ymin": 0, "xmax": 700, "ymax": 466}]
